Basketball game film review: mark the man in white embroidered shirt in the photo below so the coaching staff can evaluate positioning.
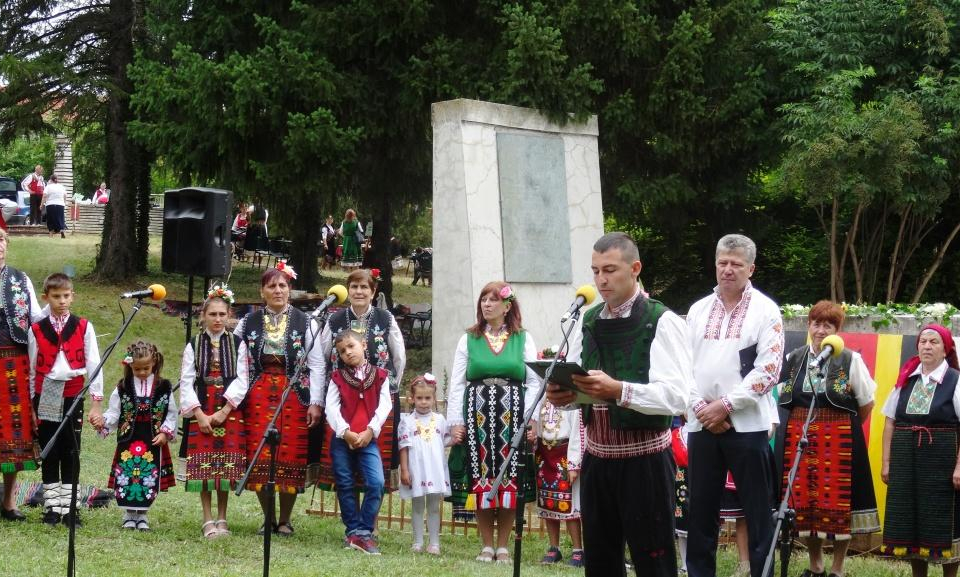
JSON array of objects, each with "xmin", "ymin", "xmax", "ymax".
[
  {"xmin": 686, "ymin": 234, "xmax": 784, "ymax": 577},
  {"xmin": 547, "ymin": 232, "xmax": 691, "ymax": 577}
]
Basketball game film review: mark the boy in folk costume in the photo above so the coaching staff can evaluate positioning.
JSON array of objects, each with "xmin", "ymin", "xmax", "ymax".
[
  {"xmin": 325, "ymin": 329, "xmax": 392, "ymax": 555},
  {"xmin": 28, "ymin": 273, "xmax": 103, "ymax": 526}
]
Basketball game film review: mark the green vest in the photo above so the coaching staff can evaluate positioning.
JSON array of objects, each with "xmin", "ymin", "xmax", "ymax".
[
  {"xmin": 465, "ymin": 330, "xmax": 527, "ymax": 382},
  {"xmin": 580, "ymin": 297, "xmax": 673, "ymax": 430}
]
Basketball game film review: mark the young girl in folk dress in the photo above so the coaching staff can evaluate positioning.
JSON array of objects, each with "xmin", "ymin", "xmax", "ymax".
[
  {"xmin": 178, "ymin": 285, "xmax": 247, "ymax": 539},
  {"xmin": 398, "ymin": 374, "xmax": 451, "ymax": 555},
  {"xmin": 534, "ymin": 398, "xmax": 584, "ymax": 567},
  {"xmin": 101, "ymin": 340, "xmax": 178, "ymax": 530}
]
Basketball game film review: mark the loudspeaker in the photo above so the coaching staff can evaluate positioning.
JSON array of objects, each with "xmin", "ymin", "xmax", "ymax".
[{"xmin": 161, "ymin": 187, "xmax": 233, "ymax": 277}]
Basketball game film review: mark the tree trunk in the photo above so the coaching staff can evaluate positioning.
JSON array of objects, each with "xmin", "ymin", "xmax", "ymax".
[
  {"xmin": 95, "ymin": 0, "xmax": 138, "ymax": 281},
  {"xmin": 842, "ymin": 203, "xmax": 864, "ymax": 302},
  {"xmin": 371, "ymin": 196, "xmax": 394, "ymax": 308},
  {"xmin": 828, "ymin": 197, "xmax": 843, "ymax": 302},
  {"xmin": 288, "ymin": 192, "xmax": 322, "ymax": 292},
  {"xmin": 911, "ymin": 219, "xmax": 960, "ymax": 303},
  {"xmin": 135, "ymin": 147, "xmax": 152, "ymax": 273},
  {"xmin": 886, "ymin": 205, "xmax": 910, "ymax": 303}
]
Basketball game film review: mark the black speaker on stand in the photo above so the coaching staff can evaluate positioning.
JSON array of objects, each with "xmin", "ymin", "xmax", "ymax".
[{"xmin": 161, "ymin": 187, "xmax": 233, "ymax": 343}]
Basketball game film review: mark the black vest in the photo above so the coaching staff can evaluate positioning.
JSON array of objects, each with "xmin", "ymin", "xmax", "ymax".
[
  {"xmin": 895, "ymin": 368, "xmax": 960, "ymax": 426},
  {"xmin": 116, "ymin": 376, "xmax": 173, "ymax": 443},
  {"xmin": 326, "ymin": 307, "xmax": 398, "ymax": 393},
  {"xmin": 778, "ymin": 346, "xmax": 859, "ymax": 414},
  {"xmin": 239, "ymin": 308, "xmax": 311, "ymax": 406},
  {"xmin": 0, "ymin": 266, "xmax": 32, "ymax": 345},
  {"xmin": 190, "ymin": 332, "xmax": 241, "ymax": 406}
]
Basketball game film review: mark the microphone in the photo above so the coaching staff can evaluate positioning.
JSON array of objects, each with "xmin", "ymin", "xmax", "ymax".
[
  {"xmin": 120, "ymin": 284, "xmax": 167, "ymax": 300},
  {"xmin": 560, "ymin": 285, "xmax": 598, "ymax": 322},
  {"xmin": 310, "ymin": 284, "xmax": 348, "ymax": 318},
  {"xmin": 809, "ymin": 334, "xmax": 844, "ymax": 368}
]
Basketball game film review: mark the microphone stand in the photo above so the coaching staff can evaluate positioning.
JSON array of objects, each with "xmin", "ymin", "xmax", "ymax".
[
  {"xmin": 484, "ymin": 308, "xmax": 581, "ymax": 577},
  {"xmin": 39, "ymin": 297, "xmax": 149, "ymax": 577},
  {"xmin": 763, "ymin": 358, "xmax": 823, "ymax": 577},
  {"xmin": 235, "ymin": 301, "xmax": 328, "ymax": 577}
]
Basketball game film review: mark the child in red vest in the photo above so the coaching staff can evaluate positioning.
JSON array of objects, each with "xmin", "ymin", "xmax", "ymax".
[
  {"xmin": 324, "ymin": 329, "xmax": 392, "ymax": 555},
  {"xmin": 28, "ymin": 272, "xmax": 103, "ymax": 527}
]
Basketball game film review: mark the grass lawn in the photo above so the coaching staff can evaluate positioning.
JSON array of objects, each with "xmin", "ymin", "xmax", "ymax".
[{"xmin": 0, "ymin": 234, "xmax": 911, "ymax": 576}]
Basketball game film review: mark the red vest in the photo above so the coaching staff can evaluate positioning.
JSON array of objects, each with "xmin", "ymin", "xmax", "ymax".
[
  {"xmin": 32, "ymin": 316, "xmax": 88, "ymax": 397},
  {"xmin": 332, "ymin": 366, "xmax": 387, "ymax": 433}
]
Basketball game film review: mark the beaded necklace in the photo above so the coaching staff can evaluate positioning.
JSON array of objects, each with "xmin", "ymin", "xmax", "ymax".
[
  {"xmin": 415, "ymin": 412, "xmax": 437, "ymax": 443},
  {"xmin": 484, "ymin": 324, "xmax": 509, "ymax": 354},
  {"xmin": 264, "ymin": 307, "xmax": 288, "ymax": 351}
]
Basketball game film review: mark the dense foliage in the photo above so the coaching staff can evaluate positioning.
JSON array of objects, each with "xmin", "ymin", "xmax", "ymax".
[{"xmin": 0, "ymin": 0, "xmax": 957, "ymax": 306}]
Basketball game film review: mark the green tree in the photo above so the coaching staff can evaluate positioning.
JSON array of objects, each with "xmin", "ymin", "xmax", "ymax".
[{"xmin": 0, "ymin": 0, "xmax": 151, "ymax": 280}]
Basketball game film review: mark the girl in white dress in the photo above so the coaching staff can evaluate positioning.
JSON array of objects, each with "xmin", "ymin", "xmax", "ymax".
[{"xmin": 398, "ymin": 374, "xmax": 451, "ymax": 554}]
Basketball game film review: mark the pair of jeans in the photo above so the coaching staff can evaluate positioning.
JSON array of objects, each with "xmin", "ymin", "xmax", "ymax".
[{"xmin": 330, "ymin": 435, "xmax": 385, "ymax": 536}]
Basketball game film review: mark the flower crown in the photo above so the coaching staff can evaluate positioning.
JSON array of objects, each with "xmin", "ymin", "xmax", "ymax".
[
  {"xmin": 276, "ymin": 259, "xmax": 298, "ymax": 280},
  {"xmin": 499, "ymin": 284, "xmax": 515, "ymax": 302},
  {"xmin": 207, "ymin": 283, "xmax": 235, "ymax": 305},
  {"xmin": 121, "ymin": 354, "xmax": 133, "ymax": 366}
]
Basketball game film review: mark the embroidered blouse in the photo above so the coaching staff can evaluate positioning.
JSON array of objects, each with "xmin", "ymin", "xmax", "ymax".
[
  {"xmin": 882, "ymin": 359, "xmax": 960, "ymax": 419},
  {"xmin": 686, "ymin": 282, "xmax": 784, "ymax": 433},
  {"xmin": 179, "ymin": 329, "xmax": 248, "ymax": 415},
  {"xmin": 101, "ymin": 374, "xmax": 179, "ymax": 440}
]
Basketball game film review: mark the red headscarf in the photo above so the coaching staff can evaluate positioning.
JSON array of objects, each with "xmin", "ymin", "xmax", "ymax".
[{"xmin": 895, "ymin": 324, "xmax": 960, "ymax": 388}]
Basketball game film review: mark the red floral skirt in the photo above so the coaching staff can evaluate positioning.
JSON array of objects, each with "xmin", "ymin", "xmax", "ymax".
[{"xmin": 0, "ymin": 348, "xmax": 37, "ymax": 473}]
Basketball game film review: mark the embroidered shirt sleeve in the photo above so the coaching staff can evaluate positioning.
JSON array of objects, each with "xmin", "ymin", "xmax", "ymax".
[
  {"xmin": 161, "ymin": 389, "xmax": 179, "ymax": 440},
  {"xmin": 445, "ymin": 335, "xmax": 469, "ymax": 426},
  {"xmin": 179, "ymin": 343, "xmax": 200, "ymax": 415},
  {"xmin": 369, "ymin": 376, "xmax": 393, "ymax": 437},
  {"xmin": 617, "ymin": 312, "xmax": 691, "ymax": 416},
  {"xmin": 223, "ymin": 341, "xmax": 250, "ymax": 409},
  {"xmin": 725, "ymin": 300, "xmax": 783, "ymax": 412},
  {"xmin": 307, "ymin": 318, "xmax": 326, "ymax": 406}
]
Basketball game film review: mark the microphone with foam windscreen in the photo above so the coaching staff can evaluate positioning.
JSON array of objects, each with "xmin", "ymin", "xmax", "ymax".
[
  {"xmin": 310, "ymin": 284, "xmax": 348, "ymax": 319},
  {"xmin": 809, "ymin": 334, "xmax": 844, "ymax": 368},
  {"xmin": 120, "ymin": 284, "xmax": 167, "ymax": 300},
  {"xmin": 560, "ymin": 285, "xmax": 598, "ymax": 323}
]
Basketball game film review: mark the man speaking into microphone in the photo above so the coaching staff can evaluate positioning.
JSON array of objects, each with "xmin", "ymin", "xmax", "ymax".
[{"xmin": 546, "ymin": 232, "xmax": 692, "ymax": 577}]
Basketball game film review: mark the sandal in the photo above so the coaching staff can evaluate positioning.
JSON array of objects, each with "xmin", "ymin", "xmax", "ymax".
[
  {"xmin": 411, "ymin": 543, "xmax": 424, "ymax": 553},
  {"xmin": 202, "ymin": 520, "xmax": 219, "ymax": 540},
  {"xmin": 495, "ymin": 547, "xmax": 511, "ymax": 564},
  {"xmin": 426, "ymin": 544, "xmax": 441, "ymax": 556},
  {"xmin": 215, "ymin": 519, "xmax": 230, "ymax": 536},
  {"xmin": 475, "ymin": 546, "xmax": 495, "ymax": 563},
  {"xmin": 275, "ymin": 521, "xmax": 294, "ymax": 537},
  {"xmin": 257, "ymin": 522, "xmax": 278, "ymax": 536}
]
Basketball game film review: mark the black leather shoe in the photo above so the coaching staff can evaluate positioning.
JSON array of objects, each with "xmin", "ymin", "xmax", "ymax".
[
  {"xmin": 61, "ymin": 511, "xmax": 82, "ymax": 528},
  {"xmin": 0, "ymin": 507, "xmax": 25, "ymax": 521},
  {"xmin": 41, "ymin": 510, "xmax": 61, "ymax": 526}
]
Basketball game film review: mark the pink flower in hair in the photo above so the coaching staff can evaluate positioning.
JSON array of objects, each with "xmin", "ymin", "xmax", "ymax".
[
  {"xmin": 499, "ymin": 284, "xmax": 514, "ymax": 301},
  {"xmin": 276, "ymin": 260, "xmax": 298, "ymax": 280}
]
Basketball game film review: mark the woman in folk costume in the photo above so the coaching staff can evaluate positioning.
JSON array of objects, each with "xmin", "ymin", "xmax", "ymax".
[
  {"xmin": 315, "ymin": 268, "xmax": 406, "ymax": 491},
  {"xmin": 339, "ymin": 208, "xmax": 364, "ymax": 270},
  {"xmin": 221, "ymin": 263, "xmax": 324, "ymax": 537},
  {"xmin": 446, "ymin": 281, "xmax": 541, "ymax": 564},
  {"xmin": 775, "ymin": 300, "xmax": 879, "ymax": 577},
  {"xmin": 0, "ymin": 228, "xmax": 45, "ymax": 521},
  {"xmin": 178, "ymin": 284, "xmax": 247, "ymax": 539},
  {"xmin": 881, "ymin": 324, "xmax": 960, "ymax": 577},
  {"xmin": 102, "ymin": 340, "xmax": 178, "ymax": 530}
]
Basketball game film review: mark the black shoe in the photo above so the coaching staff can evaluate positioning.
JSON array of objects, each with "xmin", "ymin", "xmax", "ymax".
[
  {"xmin": 0, "ymin": 507, "xmax": 25, "ymax": 521},
  {"xmin": 61, "ymin": 511, "xmax": 82, "ymax": 528},
  {"xmin": 42, "ymin": 510, "xmax": 62, "ymax": 526},
  {"xmin": 800, "ymin": 571, "xmax": 826, "ymax": 577}
]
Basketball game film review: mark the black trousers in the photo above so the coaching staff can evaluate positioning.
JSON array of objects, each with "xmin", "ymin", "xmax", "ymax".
[
  {"xmin": 33, "ymin": 396, "xmax": 83, "ymax": 484},
  {"xmin": 687, "ymin": 429, "xmax": 775, "ymax": 577},
  {"xmin": 29, "ymin": 194, "xmax": 42, "ymax": 225},
  {"xmin": 580, "ymin": 450, "xmax": 677, "ymax": 577}
]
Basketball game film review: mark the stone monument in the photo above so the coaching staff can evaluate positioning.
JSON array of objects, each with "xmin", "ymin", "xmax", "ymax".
[{"xmin": 431, "ymin": 99, "xmax": 604, "ymax": 397}]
